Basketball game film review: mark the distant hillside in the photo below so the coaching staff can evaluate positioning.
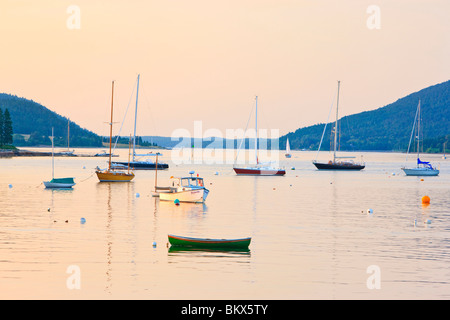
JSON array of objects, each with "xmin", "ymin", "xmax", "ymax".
[
  {"xmin": 281, "ymin": 80, "xmax": 450, "ymax": 152},
  {"xmin": 0, "ymin": 93, "xmax": 102, "ymax": 147}
]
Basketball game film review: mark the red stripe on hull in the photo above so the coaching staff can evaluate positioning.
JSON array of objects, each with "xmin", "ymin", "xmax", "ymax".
[{"xmin": 233, "ymin": 168, "xmax": 286, "ymax": 176}]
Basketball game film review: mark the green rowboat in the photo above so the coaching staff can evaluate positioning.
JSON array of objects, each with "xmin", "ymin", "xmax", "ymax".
[{"xmin": 168, "ymin": 234, "xmax": 251, "ymax": 249}]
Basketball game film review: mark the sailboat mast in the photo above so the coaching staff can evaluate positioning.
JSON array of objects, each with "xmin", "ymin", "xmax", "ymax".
[
  {"xmin": 108, "ymin": 81, "xmax": 114, "ymax": 171},
  {"xmin": 51, "ymin": 127, "xmax": 54, "ymax": 179},
  {"xmin": 255, "ymin": 95, "xmax": 258, "ymax": 165},
  {"xmin": 154, "ymin": 153, "xmax": 158, "ymax": 191},
  {"xmin": 334, "ymin": 81, "xmax": 340, "ymax": 163},
  {"xmin": 417, "ymin": 99, "xmax": 421, "ymax": 162},
  {"xmin": 67, "ymin": 119, "xmax": 70, "ymax": 151},
  {"xmin": 133, "ymin": 74, "xmax": 140, "ymax": 162},
  {"xmin": 128, "ymin": 134, "xmax": 132, "ymax": 173},
  {"xmin": 417, "ymin": 100, "xmax": 420, "ymax": 166}
]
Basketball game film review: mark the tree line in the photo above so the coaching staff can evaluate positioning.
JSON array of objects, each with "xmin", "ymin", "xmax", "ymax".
[{"xmin": 0, "ymin": 108, "xmax": 13, "ymax": 148}]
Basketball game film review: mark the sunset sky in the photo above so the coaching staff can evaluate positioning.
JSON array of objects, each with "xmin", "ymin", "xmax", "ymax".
[{"xmin": 0, "ymin": 0, "xmax": 448, "ymax": 138}]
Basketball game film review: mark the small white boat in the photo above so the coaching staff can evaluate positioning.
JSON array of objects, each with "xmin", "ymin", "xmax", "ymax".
[
  {"xmin": 158, "ymin": 171, "xmax": 209, "ymax": 203},
  {"xmin": 285, "ymin": 137, "xmax": 292, "ymax": 158}
]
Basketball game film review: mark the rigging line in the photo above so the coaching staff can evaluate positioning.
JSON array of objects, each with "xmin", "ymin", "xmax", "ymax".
[
  {"xmin": 112, "ymin": 78, "xmax": 138, "ymax": 153},
  {"xmin": 315, "ymin": 92, "xmax": 337, "ymax": 161},
  {"xmin": 140, "ymin": 82, "xmax": 159, "ymax": 138},
  {"xmin": 234, "ymin": 102, "xmax": 255, "ymax": 164},
  {"xmin": 405, "ymin": 101, "xmax": 420, "ymax": 163},
  {"xmin": 79, "ymin": 172, "xmax": 95, "ymax": 183}
]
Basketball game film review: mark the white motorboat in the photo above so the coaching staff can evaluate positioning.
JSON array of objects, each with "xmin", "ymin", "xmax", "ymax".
[{"xmin": 158, "ymin": 171, "xmax": 209, "ymax": 203}]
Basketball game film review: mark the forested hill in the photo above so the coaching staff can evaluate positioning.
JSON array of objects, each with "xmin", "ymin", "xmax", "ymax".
[
  {"xmin": 281, "ymin": 80, "xmax": 450, "ymax": 152},
  {"xmin": 0, "ymin": 93, "xmax": 101, "ymax": 147}
]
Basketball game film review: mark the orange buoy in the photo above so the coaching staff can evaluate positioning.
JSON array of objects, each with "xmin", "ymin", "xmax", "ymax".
[{"xmin": 421, "ymin": 196, "xmax": 430, "ymax": 204}]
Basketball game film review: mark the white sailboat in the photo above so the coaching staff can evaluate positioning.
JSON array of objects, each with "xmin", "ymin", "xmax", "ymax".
[
  {"xmin": 60, "ymin": 119, "xmax": 75, "ymax": 156},
  {"xmin": 285, "ymin": 137, "xmax": 292, "ymax": 158},
  {"xmin": 401, "ymin": 100, "xmax": 439, "ymax": 176},
  {"xmin": 443, "ymin": 142, "xmax": 447, "ymax": 160},
  {"xmin": 233, "ymin": 96, "xmax": 286, "ymax": 176},
  {"xmin": 43, "ymin": 127, "xmax": 76, "ymax": 188}
]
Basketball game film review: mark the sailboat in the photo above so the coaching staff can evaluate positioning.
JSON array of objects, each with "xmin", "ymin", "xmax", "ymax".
[
  {"xmin": 401, "ymin": 100, "xmax": 439, "ymax": 176},
  {"xmin": 43, "ymin": 127, "xmax": 76, "ymax": 188},
  {"xmin": 233, "ymin": 96, "xmax": 286, "ymax": 176},
  {"xmin": 60, "ymin": 119, "xmax": 75, "ymax": 156},
  {"xmin": 443, "ymin": 142, "xmax": 447, "ymax": 160},
  {"xmin": 112, "ymin": 74, "xmax": 169, "ymax": 170},
  {"xmin": 312, "ymin": 81, "xmax": 365, "ymax": 170},
  {"xmin": 95, "ymin": 81, "xmax": 135, "ymax": 182},
  {"xmin": 285, "ymin": 137, "xmax": 292, "ymax": 158}
]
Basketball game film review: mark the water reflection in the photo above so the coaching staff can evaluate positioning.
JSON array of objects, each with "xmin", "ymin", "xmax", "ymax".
[
  {"xmin": 168, "ymin": 247, "xmax": 250, "ymax": 255},
  {"xmin": 105, "ymin": 183, "xmax": 113, "ymax": 295},
  {"xmin": 157, "ymin": 201, "xmax": 208, "ymax": 218}
]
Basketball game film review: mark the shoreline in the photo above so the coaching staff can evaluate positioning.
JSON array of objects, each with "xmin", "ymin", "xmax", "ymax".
[{"xmin": 0, "ymin": 149, "xmax": 103, "ymax": 158}]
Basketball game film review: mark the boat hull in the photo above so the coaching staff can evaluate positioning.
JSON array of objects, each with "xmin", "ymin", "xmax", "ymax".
[
  {"xmin": 96, "ymin": 170, "xmax": 135, "ymax": 182},
  {"xmin": 401, "ymin": 168, "xmax": 439, "ymax": 176},
  {"xmin": 44, "ymin": 178, "xmax": 75, "ymax": 188},
  {"xmin": 44, "ymin": 182, "xmax": 76, "ymax": 188},
  {"xmin": 233, "ymin": 167, "xmax": 286, "ymax": 176},
  {"xmin": 168, "ymin": 234, "xmax": 251, "ymax": 249},
  {"xmin": 313, "ymin": 161, "xmax": 365, "ymax": 170},
  {"xmin": 112, "ymin": 161, "xmax": 169, "ymax": 170},
  {"xmin": 159, "ymin": 188, "xmax": 209, "ymax": 203}
]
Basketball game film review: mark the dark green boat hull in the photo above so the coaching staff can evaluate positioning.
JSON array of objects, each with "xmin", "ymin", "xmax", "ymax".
[{"xmin": 168, "ymin": 234, "xmax": 251, "ymax": 249}]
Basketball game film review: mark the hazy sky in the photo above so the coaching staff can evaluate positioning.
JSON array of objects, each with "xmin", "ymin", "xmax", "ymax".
[{"xmin": 0, "ymin": 0, "xmax": 449, "ymax": 138}]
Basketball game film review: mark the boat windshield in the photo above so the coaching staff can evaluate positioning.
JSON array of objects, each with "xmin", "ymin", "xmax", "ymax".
[{"xmin": 180, "ymin": 177, "xmax": 204, "ymax": 187}]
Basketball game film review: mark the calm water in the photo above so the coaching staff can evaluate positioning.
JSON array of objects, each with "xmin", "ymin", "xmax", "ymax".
[{"xmin": 1, "ymin": 148, "xmax": 449, "ymax": 299}]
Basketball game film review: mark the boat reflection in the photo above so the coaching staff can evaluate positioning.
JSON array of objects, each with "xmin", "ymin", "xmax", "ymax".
[
  {"xmin": 157, "ymin": 201, "xmax": 208, "ymax": 218},
  {"xmin": 168, "ymin": 246, "xmax": 251, "ymax": 256}
]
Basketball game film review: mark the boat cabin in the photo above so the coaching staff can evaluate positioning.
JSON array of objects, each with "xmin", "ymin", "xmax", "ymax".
[{"xmin": 171, "ymin": 176, "xmax": 205, "ymax": 188}]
